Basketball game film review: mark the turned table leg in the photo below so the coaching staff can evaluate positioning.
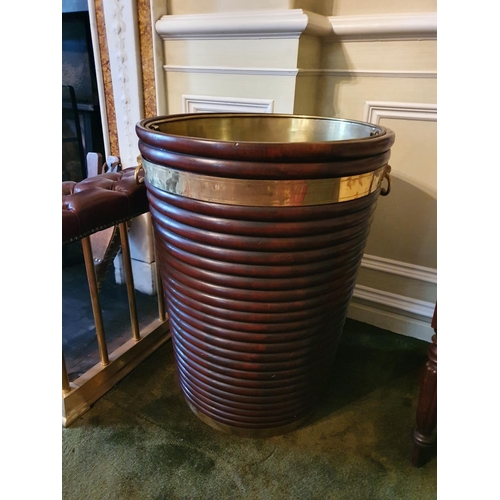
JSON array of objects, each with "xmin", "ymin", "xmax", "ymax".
[{"xmin": 411, "ymin": 307, "xmax": 437, "ymax": 467}]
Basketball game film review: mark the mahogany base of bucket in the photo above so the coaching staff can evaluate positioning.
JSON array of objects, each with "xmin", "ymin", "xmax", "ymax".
[{"xmin": 184, "ymin": 398, "xmax": 313, "ymax": 438}]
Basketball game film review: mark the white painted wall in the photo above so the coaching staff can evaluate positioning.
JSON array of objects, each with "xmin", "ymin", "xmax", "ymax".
[
  {"xmin": 94, "ymin": 0, "xmax": 437, "ymax": 337},
  {"xmin": 322, "ymin": 4, "xmax": 437, "ymax": 340},
  {"xmin": 150, "ymin": 1, "xmax": 437, "ymax": 340},
  {"xmin": 166, "ymin": 0, "xmax": 334, "ymax": 16}
]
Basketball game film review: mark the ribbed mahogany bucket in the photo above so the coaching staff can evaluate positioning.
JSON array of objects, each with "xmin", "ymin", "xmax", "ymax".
[{"xmin": 136, "ymin": 113, "xmax": 395, "ymax": 437}]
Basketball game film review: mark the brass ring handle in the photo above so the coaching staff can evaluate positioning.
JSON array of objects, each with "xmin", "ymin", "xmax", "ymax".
[
  {"xmin": 380, "ymin": 165, "xmax": 392, "ymax": 196},
  {"xmin": 134, "ymin": 164, "xmax": 145, "ymax": 185}
]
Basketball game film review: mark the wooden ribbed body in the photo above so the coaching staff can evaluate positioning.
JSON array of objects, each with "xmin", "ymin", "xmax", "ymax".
[{"xmin": 136, "ymin": 113, "xmax": 395, "ymax": 436}]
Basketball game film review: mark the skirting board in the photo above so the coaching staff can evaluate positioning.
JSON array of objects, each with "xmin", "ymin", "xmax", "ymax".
[
  {"xmin": 348, "ymin": 284, "xmax": 435, "ymax": 342},
  {"xmin": 347, "ymin": 300, "xmax": 434, "ymax": 342},
  {"xmin": 348, "ymin": 255, "xmax": 436, "ymax": 342}
]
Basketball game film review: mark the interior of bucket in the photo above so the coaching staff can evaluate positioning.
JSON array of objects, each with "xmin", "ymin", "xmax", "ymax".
[{"xmin": 147, "ymin": 114, "xmax": 384, "ymax": 143}]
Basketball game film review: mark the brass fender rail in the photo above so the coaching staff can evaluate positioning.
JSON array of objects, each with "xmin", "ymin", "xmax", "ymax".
[
  {"xmin": 62, "ymin": 222, "xmax": 169, "ymax": 428},
  {"xmin": 62, "ymin": 160, "xmax": 170, "ymax": 427}
]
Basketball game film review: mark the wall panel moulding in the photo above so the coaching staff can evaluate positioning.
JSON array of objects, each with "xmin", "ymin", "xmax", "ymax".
[
  {"xmin": 182, "ymin": 95, "xmax": 274, "ymax": 114},
  {"xmin": 155, "ymin": 9, "xmax": 332, "ymax": 40},
  {"xmin": 364, "ymin": 101, "xmax": 437, "ymax": 124}
]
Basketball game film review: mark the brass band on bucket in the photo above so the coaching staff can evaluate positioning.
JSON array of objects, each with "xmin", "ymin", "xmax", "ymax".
[{"xmin": 142, "ymin": 158, "xmax": 388, "ymax": 207}]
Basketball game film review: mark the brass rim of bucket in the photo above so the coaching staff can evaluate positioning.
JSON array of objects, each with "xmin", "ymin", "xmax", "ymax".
[{"xmin": 136, "ymin": 113, "xmax": 396, "ymax": 163}]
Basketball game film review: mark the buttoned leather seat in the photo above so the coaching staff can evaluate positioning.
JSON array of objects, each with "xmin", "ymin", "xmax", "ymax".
[{"xmin": 62, "ymin": 168, "xmax": 148, "ymax": 245}]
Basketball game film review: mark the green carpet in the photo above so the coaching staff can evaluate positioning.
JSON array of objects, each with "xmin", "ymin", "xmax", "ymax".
[{"xmin": 62, "ymin": 319, "xmax": 437, "ymax": 499}]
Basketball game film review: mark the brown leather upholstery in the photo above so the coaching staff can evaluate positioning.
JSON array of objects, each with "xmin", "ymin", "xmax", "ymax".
[{"xmin": 62, "ymin": 168, "xmax": 148, "ymax": 244}]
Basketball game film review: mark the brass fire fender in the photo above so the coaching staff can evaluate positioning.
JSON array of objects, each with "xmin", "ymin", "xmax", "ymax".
[
  {"xmin": 62, "ymin": 183, "xmax": 169, "ymax": 428},
  {"xmin": 62, "ymin": 222, "xmax": 169, "ymax": 427}
]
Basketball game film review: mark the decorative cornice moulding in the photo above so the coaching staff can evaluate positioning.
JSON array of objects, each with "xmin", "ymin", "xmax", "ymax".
[
  {"xmin": 156, "ymin": 10, "xmax": 436, "ymax": 42},
  {"xmin": 155, "ymin": 9, "xmax": 332, "ymax": 40},
  {"xmin": 328, "ymin": 12, "xmax": 437, "ymax": 41}
]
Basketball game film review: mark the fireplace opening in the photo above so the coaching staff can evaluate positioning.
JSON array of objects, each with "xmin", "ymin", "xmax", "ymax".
[{"xmin": 62, "ymin": 0, "xmax": 105, "ymax": 182}]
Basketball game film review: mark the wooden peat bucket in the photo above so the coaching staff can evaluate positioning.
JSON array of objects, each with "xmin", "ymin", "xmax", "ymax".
[{"xmin": 136, "ymin": 113, "xmax": 395, "ymax": 437}]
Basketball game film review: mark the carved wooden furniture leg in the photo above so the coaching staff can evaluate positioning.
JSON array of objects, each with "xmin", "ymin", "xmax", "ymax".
[{"xmin": 411, "ymin": 306, "xmax": 437, "ymax": 467}]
